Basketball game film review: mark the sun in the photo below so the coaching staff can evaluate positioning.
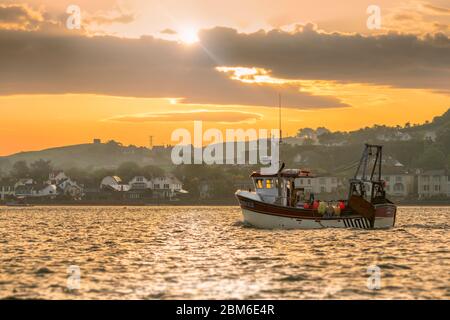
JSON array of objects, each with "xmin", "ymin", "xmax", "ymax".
[{"xmin": 179, "ymin": 28, "xmax": 199, "ymax": 44}]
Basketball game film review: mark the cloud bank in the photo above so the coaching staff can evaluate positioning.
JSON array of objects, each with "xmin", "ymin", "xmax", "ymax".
[{"xmin": 0, "ymin": 6, "xmax": 448, "ymax": 108}]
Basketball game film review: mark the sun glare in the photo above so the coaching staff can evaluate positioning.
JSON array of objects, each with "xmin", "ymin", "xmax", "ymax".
[{"xmin": 179, "ymin": 28, "xmax": 199, "ymax": 44}]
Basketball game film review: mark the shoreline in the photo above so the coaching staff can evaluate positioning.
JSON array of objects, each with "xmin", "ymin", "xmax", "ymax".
[{"xmin": 1, "ymin": 202, "xmax": 450, "ymax": 207}]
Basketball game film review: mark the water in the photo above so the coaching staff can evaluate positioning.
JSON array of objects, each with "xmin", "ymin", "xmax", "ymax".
[{"xmin": 0, "ymin": 206, "xmax": 448, "ymax": 300}]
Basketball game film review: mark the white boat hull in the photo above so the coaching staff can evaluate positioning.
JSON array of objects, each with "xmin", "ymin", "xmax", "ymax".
[
  {"xmin": 236, "ymin": 191, "xmax": 396, "ymax": 230},
  {"xmin": 242, "ymin": 209, "xmax": 394, "ymax": 230}
]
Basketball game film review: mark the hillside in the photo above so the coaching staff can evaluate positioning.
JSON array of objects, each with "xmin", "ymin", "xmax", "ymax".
[
  {"xmin": 0, "ymin": 109, "xmax": 448, "ymax": 175},
  {"xmin": 281, "ymin": 108, "xmax": 450, "ymax": 174},
  {"xmin": 0, "ymin": 140, "xmax": 163, "ymax": 171}
]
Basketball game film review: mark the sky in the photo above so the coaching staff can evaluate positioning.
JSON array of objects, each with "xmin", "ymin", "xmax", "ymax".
[{"xmin": 0, "ymin": 0, "xmax": 449, "ymax": 155}]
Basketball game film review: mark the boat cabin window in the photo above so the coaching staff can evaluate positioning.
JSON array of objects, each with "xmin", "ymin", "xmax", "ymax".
[
  {"xmin": 254, "ymin": 178, "xmax": 277, "ymax": 189},
  {"xmin": 256, "ymin": 179, "xmax": 264, "ymax": 189}
]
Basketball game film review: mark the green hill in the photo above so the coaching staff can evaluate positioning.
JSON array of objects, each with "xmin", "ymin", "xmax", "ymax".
[{"xmin": 0, "ymin": 140, "xmax": 161, "ymax": 171}]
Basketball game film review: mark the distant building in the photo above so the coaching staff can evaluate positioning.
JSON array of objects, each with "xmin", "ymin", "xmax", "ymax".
[
  {"xmin": 48, "ymin": 171, "xmax": 68, "ymax": 184},
  {"xmin": 151, "ymin": 175, "xmax": 184, "ymax": 199},
  {"xmin": 423, "ymin": 131, "xmax": 437, "ymax": 142},
  {"xmin": 0, "ymin": 180, "xmax": 15, "ymax": 201},
  {"xmin": 382, "ymin": 174, "xmax": 415, "ymax": 197},
  {"xmin": 93, "ymin": 139, "xmax": 101, "ymax": 144},
  {"xmin": 294, "ymin": 176, "xmax": 339, "ymax": 194},
  {"xmin": 128, "ymin": 176, "xmax": 151, "ymax": 190},
  {"xmin": 14, "ymin": 182, "xmax": 57, "ymax": 198},
  {"xmin": 377, "ymin": 131, "xmax": 412, "ymax": 142},
  {"xmin": 100, "ymin": 176, "xmax": 130, "ymax": 192},
  {"xmin": 56, "ymin": 179, "xmax": 83, "ymax": 199},
  {"xmin": 106, "ymin": 175, "xmax": 188, "ymax": 200},
  {"xmin": 314, "ymin": 176, "xmax": 339, "ymax": 194},
  {"xmin": 33, "ymin": 184, "xmax": 58, "ymax": 198},
  {"xmin": 14, "ymin": 184, "xmax": 34, "ymax": 197},
  {"xmin": 14, "ymin": 178, "xmax": 34, "ymax": 189},
  {"xmin": 418, "ymin": 170, "xmax": 449, "ymax": 199},
  {"xmin": 356, "ymin": 169, "xmax": 416, "ymax": 198},
  {"xmin": 46, "ymin": 171, "xmax": 83, "ymax": 199},
  {"xmin": 294, "ymin": 176, "xmax": 314, "ymax": 193}
]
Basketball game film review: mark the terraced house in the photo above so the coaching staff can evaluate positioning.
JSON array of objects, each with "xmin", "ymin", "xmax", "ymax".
[{"xmin": 418, "ymin": 170, "xmax": 450, "ymax": 199}]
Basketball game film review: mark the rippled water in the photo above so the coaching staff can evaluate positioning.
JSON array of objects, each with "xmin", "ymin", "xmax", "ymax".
[{"xmin": 0, "ymin": 206, "xmax": 449, "ymax": 299}]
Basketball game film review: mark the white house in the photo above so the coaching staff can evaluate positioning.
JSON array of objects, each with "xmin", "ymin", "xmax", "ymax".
[
  {"xmin": 57, "ymin": 178, "xmax": 83, "ymax": 198},
  {"xmin": 48, "ymin": 171, "xmax": 68, "ymax": 184},
  {"xmin": 151, "ymin": 175, "xmax": 184, "ymax": 199},
  {"xmin": 32, "ymin": 184, "xmax": 58, "ymax": 197},
  {"xmin": 128, "ymin": 176, "xmax": 152, "ymax": 190},
  {"xmin": 14, "ymin": 178, "xmax": 34, "ymax": 189},
  {"xmin": 126, "ymin": 175, "xmax": 186, "ymax": 199},
  {"xmin": 294, "ymin": 176, "xmax": 339, "ymax": 194},
  {"xmin": 151, "ymin": 176, "xmax": 181, "ymax": 191},
  {"xmin": 0, "ymin": 184, "xmax": 15, "ymax": 200},
  {"xmin": 294, "ymin": 176, "xmax": 314, "ymax": 192},
  {"xmin": 100, "ymin": 176, "xmax": 130, "ymax": 192},
  {"xmin": 356, "ymin": 173, "xmax": 415, "ymax": 198},
  {"xmin": 314, "ymin": 176, "xmax": 339, "ymax": 194},
  {"xmin": 382, "ymin": 174, "xmax": 415, "ymax": 197},
  {"xmin": 418, "ymin": 170, "xmax": 449, "ymax": 199}
]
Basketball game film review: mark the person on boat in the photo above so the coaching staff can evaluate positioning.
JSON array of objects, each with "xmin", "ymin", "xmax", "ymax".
[
  {"xmin": 325, "ymin": 203, "xmax": 334, "ymax": 218},
  {"xmin": 310, "ymin": 193, "xmax": 315, "ymax": 206},
  {"xmin": 295, "ymin": 189, "xmax": 305, "ymax": 207},
  {"xmin": 334, "ymin": 202, "xmax": 342, "ymax": 216}
]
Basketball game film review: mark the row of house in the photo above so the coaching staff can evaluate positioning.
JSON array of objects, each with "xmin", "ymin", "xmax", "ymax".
[
  {"xmin": 359, "ymin": 170, "xmax": 450, "ymax": 199},
  {"xmin": 0, "ymin": 171, "xmax": 83, "ymax": 201},
  {"xmin": 0, "ymin": 171, "xmax": 186, "ymax": 202},
  {"xmin": 1, "ymin": 168, "xmax": 448, "ymax": 202},
  {"xmin": 273, "ymin": 169, "xmax": 450, "ymax": 200},
  {"xmin": 99, "ymin": 175, "xmax": 186, "ymax": 200}
]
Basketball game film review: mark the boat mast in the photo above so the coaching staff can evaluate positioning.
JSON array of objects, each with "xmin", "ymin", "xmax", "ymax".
[
  {"xmin": 278, "ymin": 93, "xmax": 282, "ymax": 143},
  {"xmin": 276, "ymin": 93, "xmax": 283, "ymax": 203},
  {"xmin": 348, "ymin": 144, "xmax": 384, "ymax": 202}
]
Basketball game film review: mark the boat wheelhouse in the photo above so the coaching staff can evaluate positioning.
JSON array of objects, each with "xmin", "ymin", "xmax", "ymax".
[{"xmin": 250, "ymin": 168, "xmax": 315, "ymax": 206}]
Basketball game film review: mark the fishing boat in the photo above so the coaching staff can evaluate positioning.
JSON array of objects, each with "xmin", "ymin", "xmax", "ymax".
[{"xmin": 235, "ymin": 144, "xmax": 396, "ymax": 229}]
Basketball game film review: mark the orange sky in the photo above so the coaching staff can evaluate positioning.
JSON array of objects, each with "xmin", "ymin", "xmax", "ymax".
[{"xmin": 0, "ymin": 0, "xmax": 449, "ymax": 155}]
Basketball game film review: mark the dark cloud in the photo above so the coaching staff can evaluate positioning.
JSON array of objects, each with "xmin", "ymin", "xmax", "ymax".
[
  {"xmin": 0, "ymin": 24, "xmax": 448, "ymax": 108},
  {"xmin": 199, "ymin": 26, "xmax": 450, "ymax": 91},
  {"xmin": 0, "ymin": 29, "xmax": 347, "ymax": 109},
  {"xmin": 0, "ymin": 4, "xmax": 42, "ymax": 30}
]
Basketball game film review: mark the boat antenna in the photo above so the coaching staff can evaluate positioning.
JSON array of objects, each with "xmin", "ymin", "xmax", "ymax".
[{"xmin": 278, "ymin": 93, "xmax": 282, "ymax": 143}]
